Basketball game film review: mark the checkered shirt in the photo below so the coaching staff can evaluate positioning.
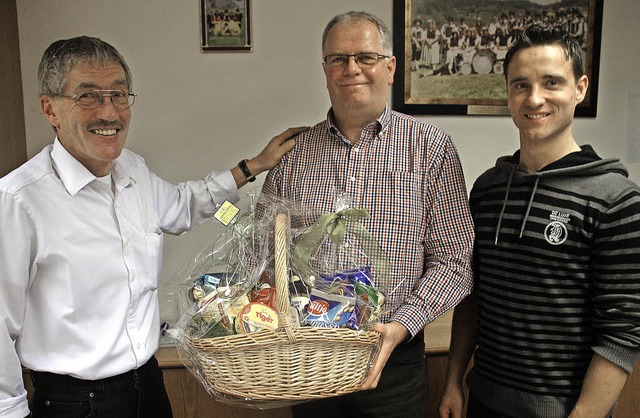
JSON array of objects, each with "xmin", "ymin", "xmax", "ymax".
[{"xmin": 261, "ymin": 104, "xmax": 474, "ymax": 336}]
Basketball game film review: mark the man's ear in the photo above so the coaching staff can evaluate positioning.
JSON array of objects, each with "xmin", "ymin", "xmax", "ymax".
[
  {"xmin": 387, "ymin": 55, "xmax": 396, "ymax": 85},
  {"xmin": 40, "ymin": 95, "xmax": 61, "ymax": 131},
  {"xmin": 575, "ymin": 75, "xmax": 589, "ymax": 105}
]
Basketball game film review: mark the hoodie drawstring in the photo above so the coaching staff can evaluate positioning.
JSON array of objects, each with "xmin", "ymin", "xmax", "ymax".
[
  {"xmin": 494, "ymin": 169, "xmax": 541, "ymax": 244},
  {"xmin": 520, "ymin": 176, "xmax": 540, "ymax": 238},
  {"xmin": 495, "ymin": 168, "xmax": 515, "ymax": 244}
]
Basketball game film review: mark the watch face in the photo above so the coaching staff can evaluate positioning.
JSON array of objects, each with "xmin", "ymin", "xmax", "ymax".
[{"xmin": 239, "ymin": 159, "xmax": 255, "ymax": 181}]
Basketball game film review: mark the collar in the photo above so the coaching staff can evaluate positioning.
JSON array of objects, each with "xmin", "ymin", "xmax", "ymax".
[
  {"xmin": 325, "ymin": 103, "xmax": 391, "ymax": 140},
  {"xmin": 50, "ymin": 138, "xmax": 134, "ymax": 196}
]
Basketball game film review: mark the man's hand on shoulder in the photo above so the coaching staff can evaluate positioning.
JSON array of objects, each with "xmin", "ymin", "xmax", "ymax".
[
  {"xmin": 249, "ymin": 126, "xmax": 309, "ymax": 174},
  {"xmin": 231, "ymin": 126, "xmax": 309, "ymax": 188}
]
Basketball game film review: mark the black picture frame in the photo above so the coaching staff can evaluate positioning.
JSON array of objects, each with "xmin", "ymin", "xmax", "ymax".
[
  {"xmin": 392, "ymin": 0, "xmax": 603, "ymax": 116},
  {"xmin": 201, "ymin": 0, "xmax": 252, "ymax": 52}
]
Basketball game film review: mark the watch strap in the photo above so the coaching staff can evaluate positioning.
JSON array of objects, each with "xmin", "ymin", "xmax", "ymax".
[{"xmin": 238, "ymin": 159, "xmax": 256, "ymax": 182}]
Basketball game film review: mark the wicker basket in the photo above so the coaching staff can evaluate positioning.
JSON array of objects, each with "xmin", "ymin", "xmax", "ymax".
[{"xmin": 187, "ymin": 213, "xmax": 381, "ymax": 400}]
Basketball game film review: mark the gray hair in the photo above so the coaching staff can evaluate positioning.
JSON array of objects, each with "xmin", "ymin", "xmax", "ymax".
[
  {"xmin": 38, "ymin": 36, "xmax": 132, "ymax": 96},
  {"xmin": 322, "ymin": 11, "xmax": 393, "ymax": 55}
]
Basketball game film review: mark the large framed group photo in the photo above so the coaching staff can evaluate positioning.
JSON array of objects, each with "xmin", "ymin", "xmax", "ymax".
[{"xmin": 392, "ymin": 0, "xmax": 604, "ymax": 116}]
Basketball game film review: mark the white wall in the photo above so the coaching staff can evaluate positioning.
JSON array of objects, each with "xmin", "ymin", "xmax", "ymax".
[{"xmin": 16, "ymin": 0, "xmax": 640, "ymax": 328}]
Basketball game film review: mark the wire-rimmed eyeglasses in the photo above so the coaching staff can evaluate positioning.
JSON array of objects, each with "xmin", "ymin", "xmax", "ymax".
[
  {"xmin": 55, "ymin": 89, "xmax": 137, "ymax": 110},
  {"xmin": 323, "ymin": 52, "xmax": 390, "ymax": 68}
]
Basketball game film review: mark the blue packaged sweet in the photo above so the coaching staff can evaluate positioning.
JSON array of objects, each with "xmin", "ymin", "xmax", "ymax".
[{"xmin": 303, "ymin": 289, "xmax": 358, "ymax": 329}]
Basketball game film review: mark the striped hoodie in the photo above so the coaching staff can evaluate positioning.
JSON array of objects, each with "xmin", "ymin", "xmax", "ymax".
[{"xmin": 466, "ymin": 145, "xmax": 640, "ymax": 418}]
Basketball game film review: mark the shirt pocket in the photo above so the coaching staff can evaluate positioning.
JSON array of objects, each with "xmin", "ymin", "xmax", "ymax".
[{"xmin": 377, "ymin": 171, "xmax": 425, "ymax": 231}]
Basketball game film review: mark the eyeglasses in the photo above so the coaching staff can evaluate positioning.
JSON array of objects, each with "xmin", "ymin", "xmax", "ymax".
[
  {"xmin": 55, "ymin": 89, "xmax": 137, "ymax": 110},
  {"xmin": 323, "ymin": 52, "xmax": 390, "ymax": 68}
]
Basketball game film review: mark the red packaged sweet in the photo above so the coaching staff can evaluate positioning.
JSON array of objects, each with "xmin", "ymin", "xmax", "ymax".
[{"xmin": 249, "ymin": 287, "xmax": 276, "ymax": 309}]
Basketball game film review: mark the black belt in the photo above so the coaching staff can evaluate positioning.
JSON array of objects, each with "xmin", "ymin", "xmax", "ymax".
[{"xmin": 30, "ymin": 356, "xmax": 158, "ymax": 389}]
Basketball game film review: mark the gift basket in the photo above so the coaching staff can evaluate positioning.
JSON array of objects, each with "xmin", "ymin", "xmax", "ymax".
[{"xmin": 170, "ymin": 193, "xmax": 392, "ymax": 406}]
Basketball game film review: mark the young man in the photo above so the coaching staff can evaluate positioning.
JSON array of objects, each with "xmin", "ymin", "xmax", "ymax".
[
  {"xmin": 261, "ymin": 11, "xmax": 474, "ymax": 418},
  {"xmin": 0, "ymin": 36, "xmax": 306, "ymax": 418},
  {"xmin": 439, "ymin": 24, "xmax": 640, "ymax": 418}
]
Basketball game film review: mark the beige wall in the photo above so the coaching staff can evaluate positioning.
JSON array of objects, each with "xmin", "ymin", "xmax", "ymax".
[{"xmin": 16, "ymin": 0, "xmax": 640, "ymax": 326}]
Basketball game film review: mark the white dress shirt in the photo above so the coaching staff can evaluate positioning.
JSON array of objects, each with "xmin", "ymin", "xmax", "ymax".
[{"xmin": 0, "ymin": 138, "xmax": 238, "ymax": 417}]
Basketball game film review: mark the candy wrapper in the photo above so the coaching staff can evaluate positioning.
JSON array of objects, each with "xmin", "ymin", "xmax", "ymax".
[{"xmin": 169, "ymin": 192, "xmax": 392, "ymax": 408}]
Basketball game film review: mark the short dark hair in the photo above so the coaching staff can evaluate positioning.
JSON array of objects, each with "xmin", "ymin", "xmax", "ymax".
[
  {"xmin": 38, "ymin": 36, "xmax": 132, "ymax": 96},
  {"xmin": 503, "ymin": 24, "xmax": 585, "ymax": 82}
]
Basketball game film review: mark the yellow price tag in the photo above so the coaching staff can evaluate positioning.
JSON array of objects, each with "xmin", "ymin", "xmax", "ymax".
[{"xmin": 213, "ymin": 200, "xmax": 240, "ymax": 226}]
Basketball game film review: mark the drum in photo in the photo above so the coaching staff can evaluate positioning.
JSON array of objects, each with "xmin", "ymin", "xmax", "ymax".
[{"xmin": 472, "ymin": 49, "xmax": 497, "ymax": 74}]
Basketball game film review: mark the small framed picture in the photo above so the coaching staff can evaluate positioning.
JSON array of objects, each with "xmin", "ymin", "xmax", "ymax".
[{"xmin": 201, "ymin": 0, "xmax": 251, "ymax": 52}]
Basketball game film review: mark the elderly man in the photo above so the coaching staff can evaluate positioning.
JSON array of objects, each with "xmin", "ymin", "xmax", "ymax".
[{"xmin": 0, "ymin": 35, "xmax": 305, "ymax": 418}]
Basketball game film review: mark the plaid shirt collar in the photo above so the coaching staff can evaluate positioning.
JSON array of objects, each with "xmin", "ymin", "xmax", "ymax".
[{"xmin": 325, "ymin": 103, "xmax": 391, "ymax": 141}]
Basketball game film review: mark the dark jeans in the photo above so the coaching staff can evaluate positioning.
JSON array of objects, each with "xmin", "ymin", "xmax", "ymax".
[
  {"xmin": 30, "ymin": 356, "xmax": 173, "ymax": 418},
  {"xmin": 291, "ymin": 331, "xmax": 428, "ymax": 418}
]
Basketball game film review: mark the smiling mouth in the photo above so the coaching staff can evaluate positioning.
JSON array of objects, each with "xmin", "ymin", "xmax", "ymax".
[
  {"xmin": 91, "ymin": 128, "xmax": 118, "ymax": 136},
  {"xmin": 526, "ymin": 113, "xmax": 550, "ymax": 120}
]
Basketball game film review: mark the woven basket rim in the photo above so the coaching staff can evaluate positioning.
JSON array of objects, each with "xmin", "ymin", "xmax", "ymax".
[{"xmin": 189, "ymin": 326, "xmax": 380, "ymax": 348}]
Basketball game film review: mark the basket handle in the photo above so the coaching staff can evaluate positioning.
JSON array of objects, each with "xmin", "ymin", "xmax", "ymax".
[{"xmin": 274, "ymin": 213, "xmax": 295, "ymax": 338}]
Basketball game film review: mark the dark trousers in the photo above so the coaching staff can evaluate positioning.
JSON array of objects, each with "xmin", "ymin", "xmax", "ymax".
[
  {"xmin": 291, "ymin": 331, "xmax": 428, "ymax": 418},
  {"xmin": 30, "ymin": 356, "xmax": 173, "ymax": 418},
  {"xmin": 467, "ymin": 393, "xmax": 515, "ymax": 418}
]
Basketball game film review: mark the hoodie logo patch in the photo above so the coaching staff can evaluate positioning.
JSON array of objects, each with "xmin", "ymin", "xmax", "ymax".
[{"xmin": 544, "ymin": 211, "xmax": 570, "ymax": 245}]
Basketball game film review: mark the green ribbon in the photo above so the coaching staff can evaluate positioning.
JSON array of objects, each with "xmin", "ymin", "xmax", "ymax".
[{"xmin": 292, "ymin": 208, "xmax": 391, "ymax": 287}]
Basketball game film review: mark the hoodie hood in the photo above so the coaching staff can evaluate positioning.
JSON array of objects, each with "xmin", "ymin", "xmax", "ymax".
[{"xmin": 493, "ymin": 145, "xmax": 628, "ymax": 244}]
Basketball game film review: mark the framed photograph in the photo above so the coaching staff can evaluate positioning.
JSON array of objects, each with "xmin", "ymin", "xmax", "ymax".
[
  {"xmin": 201, "ymin": 0, "xmax": 251, "ymax": 52},
  {"xmin": 392, "ymin": 0, "xmax": 603, "ymax": 116}
]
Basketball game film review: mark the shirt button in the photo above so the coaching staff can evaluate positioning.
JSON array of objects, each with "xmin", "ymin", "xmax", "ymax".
[
  {"xmin": 130, "ymin": 275, "xmax": 137, "ymax": 282},
  {"xmin": 136, "ymin": 343, "xmax": 141, "ymax": 350},
  {"xmin": 350, "ymin": 176, "xmax": 356, "ymax": 182},
  {"xmin": 129, "ymin": 309, "xmax": 135, "ymax": 316},
  {"xmin": 353, "ymin": 148, "xmax": 360, "ymax": 153}
]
